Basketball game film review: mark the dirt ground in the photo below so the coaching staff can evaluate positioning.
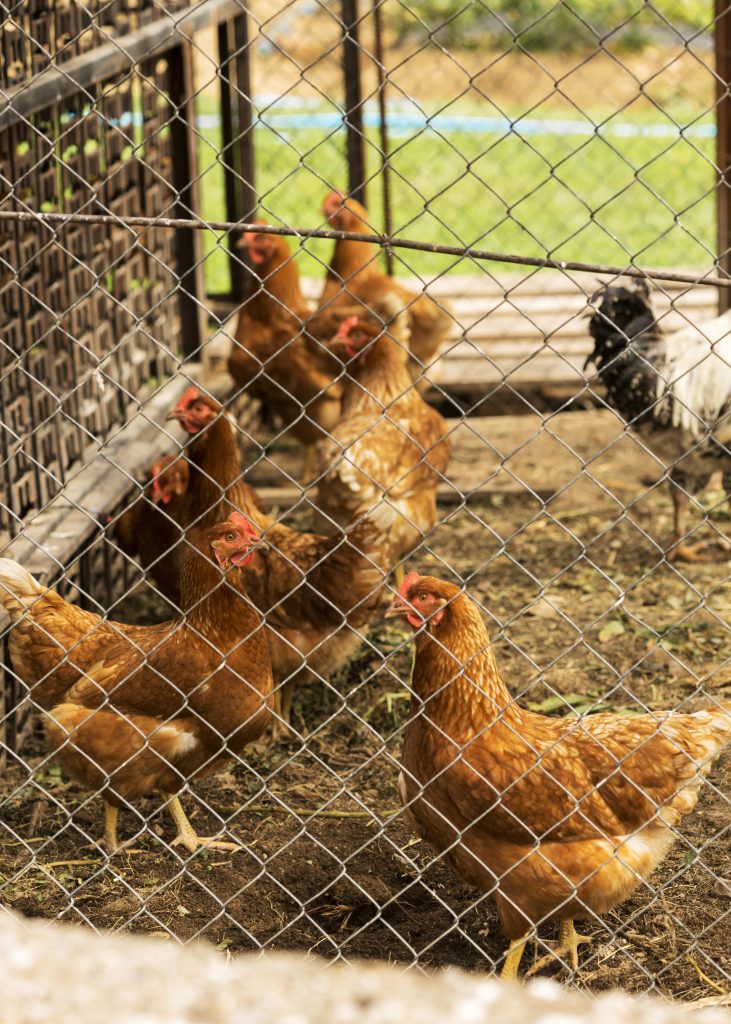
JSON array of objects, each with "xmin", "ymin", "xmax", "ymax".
[{"xmin": 1, "ymin": 413, "xmax": 730, "ymax": 999}]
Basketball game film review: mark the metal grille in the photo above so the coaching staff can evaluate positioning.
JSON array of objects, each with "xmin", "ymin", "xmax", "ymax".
[{"xmin": 0, "ymin": 0, "xmax": 730, "ymax": 1000}]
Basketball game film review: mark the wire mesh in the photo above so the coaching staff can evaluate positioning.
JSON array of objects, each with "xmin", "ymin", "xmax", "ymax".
[{"xmin": 0, "ymin": 0, "xmax": 730, "ymax": 999}]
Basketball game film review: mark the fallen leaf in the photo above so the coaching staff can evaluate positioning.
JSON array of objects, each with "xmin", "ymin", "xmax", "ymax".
[{"xmin": 599, "ymin": 619, "xmax": 626, "ymax": 643}]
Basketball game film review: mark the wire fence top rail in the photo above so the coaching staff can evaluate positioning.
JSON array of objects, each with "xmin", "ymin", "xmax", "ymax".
[{"xmin": 1, "ymin": 208, "xmax": 729, "ymax": 290}]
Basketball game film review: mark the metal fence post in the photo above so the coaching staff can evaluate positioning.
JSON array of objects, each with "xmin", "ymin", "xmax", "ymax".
[
  {"xmin": 716, "ymin": 0, "xmax": 731, "ymax": 312},
  {"xmin": 168, "ymin": 40, "xmax": 206, "ymax": 356},
  {"xmin": 372, "ymin": 0, "xmax": 392, "ymax": 274},
  {"xmin": 218, "ymin": 12, "xmax": 256, "ymax": 302},
  {"xmin": 342, "ymin": 0, "xmax": 366, "ymax": 206}
]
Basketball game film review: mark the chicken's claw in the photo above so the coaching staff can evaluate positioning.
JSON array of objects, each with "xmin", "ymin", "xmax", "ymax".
[
  {"xmin": 171, "ymin": 834, "xmax": 244, "ymax": 854},
  {"xmin": 524, "ymin": 921, "xmax": 594, "ymax": 976},
  {"xmin": 165, "ymin": 794, "xmax": 243, "ymax": 855},
  {"xmin": 666, "ymin": 540, "xmax": 713, "ymax": 564}
]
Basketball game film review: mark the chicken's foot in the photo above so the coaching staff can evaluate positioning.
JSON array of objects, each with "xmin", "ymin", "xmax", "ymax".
[
  {"xmin": 666, "ymin": 539, "xmax": 712, "ymax": 564},
  {"xmin": 500, "ymin": 935, "xmax": 528, "ymax": 980},
  {"xmin": 668, "ymin": 486, "xmax": 712, "ymax": 563},
  {"xmin": 525, "ymin": 920, "xmax": 593, "ymax": 976},
  {"xmin": 166, "ymin": 795, "xmax": 243, "ymax": 854},
  {"xmin": 270, "ymin": 682, "xmax": 294, "ymax": 742}
]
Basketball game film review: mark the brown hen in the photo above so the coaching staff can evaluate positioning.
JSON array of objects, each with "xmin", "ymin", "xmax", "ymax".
[
  {"xmin": 228, "ymin": 222, "xmax": 350, "ymax": 476},
  {"xmin": 0, "ymin": 514, "xmax": 272, "ymax": 853},
  {"xmin": 114, "ymin": 454, "xmax": 189, "ymax": 606},
  {"xmin": 315, "ymin": 300, "xmax": 451, "ymax": 578},
  {"xmin": 387, "ymin": 572, "xmax": 731, "ymax": 978},
  {"xmin": 169, "ymin": 387, "xmax": 393, "ymax": 734},
  {"xmin": 320, "ymin": 191, "xmax": 452, "ymax": 387}
]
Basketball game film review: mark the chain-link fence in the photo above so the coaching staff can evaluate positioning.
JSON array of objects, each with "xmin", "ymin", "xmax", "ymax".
[{"xmin": 1, "ymin": 0, "xmax": 730, "ymax": 1000}]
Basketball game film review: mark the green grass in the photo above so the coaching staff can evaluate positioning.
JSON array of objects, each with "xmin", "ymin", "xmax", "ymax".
[{"xmin": 196, "ymin": 106, "xmax": 717, "ymax": 295}]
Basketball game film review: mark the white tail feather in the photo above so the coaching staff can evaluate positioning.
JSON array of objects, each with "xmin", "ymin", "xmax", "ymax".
[{"xmin": 0, "ymin": 558, "xmax": 45, "ymax": 618}]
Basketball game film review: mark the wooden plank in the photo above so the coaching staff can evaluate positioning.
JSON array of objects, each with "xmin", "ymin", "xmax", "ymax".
[{"xmin": 2, "ymin": 375, "xmax": 201, "ymax": 583}]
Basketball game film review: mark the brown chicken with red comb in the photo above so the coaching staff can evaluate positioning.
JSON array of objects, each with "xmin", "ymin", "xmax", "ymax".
[
  {"xmin": 167, "ymin": 387, "xmax": 394, "ymax": 736},
  {"xmin": 115, "ymin": 453, "xmax": 190, "ymax": 606},
  {"xmin": 387, "ymin": 571, "xmax": 731, "ymax": 978},
  {"xmin": 315, "ymin": 299, "xmax": 451, "ymax": 579},
  {"xmin": 228, "ymin": 221, "xmax": 351, "ymax": 477},
  {"xmin": 0, "ymin": 513, "xmax": 272, "ymax": 853},
  {"xmin": 319, "ymin": 190, "xmax": 452, "ymax": 388}
]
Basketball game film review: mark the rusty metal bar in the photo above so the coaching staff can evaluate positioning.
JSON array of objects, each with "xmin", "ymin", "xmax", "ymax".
[
  {"xmin": 218, "ymin": 18, "xmax": 245, "ymax": 301},
  {"xmin": 716, "ymin": 0, "xmax": 731, "ymax": 312},
  {"xmin": 342, "ymin": 0, "xmax": 367, "ymax": 206},
  {"xmin": 1, "ymin": 208, "xmax": 729, "ymax": 289},
  {"xmin": 233, "ymin": 13, "xmax": 256, "ymax": 230}
]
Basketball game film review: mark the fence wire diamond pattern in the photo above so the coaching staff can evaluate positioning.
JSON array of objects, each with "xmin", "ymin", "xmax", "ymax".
[{"xmin": 0, "ymin": 0, "xmax": 729, "ymax": 1000}]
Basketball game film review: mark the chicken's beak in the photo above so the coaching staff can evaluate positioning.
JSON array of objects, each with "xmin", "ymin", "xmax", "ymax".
[
  {"xmin": 385, "ymin": 596, "xmax": 409, "ymax": 620},
  {"xmin": 166, "ymin": 409, "xmax": 184, "ymax": 423}
]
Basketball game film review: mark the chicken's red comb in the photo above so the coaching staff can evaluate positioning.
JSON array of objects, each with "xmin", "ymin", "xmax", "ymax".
[
  {"xmin": 397, "ymin": 571, "xmax": 422, "ymax": 600},
  {"xmin": 337, "ymin": 315, "xmax": 361, "ymax": 339},
  {"xmin": 175, "ymin": 386, "xmax": 201, "ymax": 409},
  {"xmin": 228, "ymin": 511, "xmax": 260, "ymax": 538}
]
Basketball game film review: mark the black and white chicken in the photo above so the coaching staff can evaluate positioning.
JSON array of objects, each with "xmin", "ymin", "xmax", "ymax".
[{"xmin": 586, "ymin": 278, "xmax": 731, "ymax": 562}]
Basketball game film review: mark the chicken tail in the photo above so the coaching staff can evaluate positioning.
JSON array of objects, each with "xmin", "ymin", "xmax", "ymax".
[
  {"xmin": 658, "ymin": 701, "xmax": 731, "ymax": 826},
  {"xmin": 0, "ymin": 558, "xmax": 46, "ymax": 620},
  {"xmin": 685, "ymin": 701, "xmax": 731, "ymax": 763}
]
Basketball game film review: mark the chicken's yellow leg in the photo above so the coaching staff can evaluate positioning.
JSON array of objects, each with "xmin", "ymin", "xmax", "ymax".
[
  {"xmin": 103, "ymin": 801, "xmax": 120, "ymax": 852},
  {"xmin": 393, "ymin": 564, "xmax": 405, "ymax": 589},
  {"xmin": 558, "ymin": 920, "xmax": 592, "ymax": 971},
  {"xmin": 165, "ymin": 795, "xmax": 243, "ymax": 854},
  {"xmin": 501, "ymin": 935, "xmax": 528, "ymax": 980}
]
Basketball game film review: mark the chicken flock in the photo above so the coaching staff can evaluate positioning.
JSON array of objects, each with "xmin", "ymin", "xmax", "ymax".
[{"xmin": 1, "ymin": 191, "xmax": 729, "ymax": 981}]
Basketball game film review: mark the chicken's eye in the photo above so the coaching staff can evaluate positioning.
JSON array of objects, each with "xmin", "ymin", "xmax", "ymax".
[
  {"xmin": 416, "ymin": 592, "xmax": 429, "ymax": 602},
  {"xmin": 225, "ymin": 532, "xmax": 237, "ymax": 543}
]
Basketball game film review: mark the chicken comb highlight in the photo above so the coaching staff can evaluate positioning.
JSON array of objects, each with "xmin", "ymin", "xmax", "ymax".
[
  {"xmin": 397, "ymin": 571, "xmax": 423, "ymax": 600},
  {"xmin": 149, "ymin": 476, "xmax": 165, "ymax": 504},
  {"xmin": 337, "ymin": 315, "xmax": 361, "ymax": 339},
  {"xmin": 176, "ymin": 386, "xmax": 201, "ymax": 410},
  {"xmin": 324, "ymin": 189, "xmax": 344, "ymax": 209},
  {"xmin": 149, "ymin": 459, "xmax": 173, "ymax": 504},
  {"xmin": 228, "ymin": 511, "xmax": 260, "ymax": 539}
]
